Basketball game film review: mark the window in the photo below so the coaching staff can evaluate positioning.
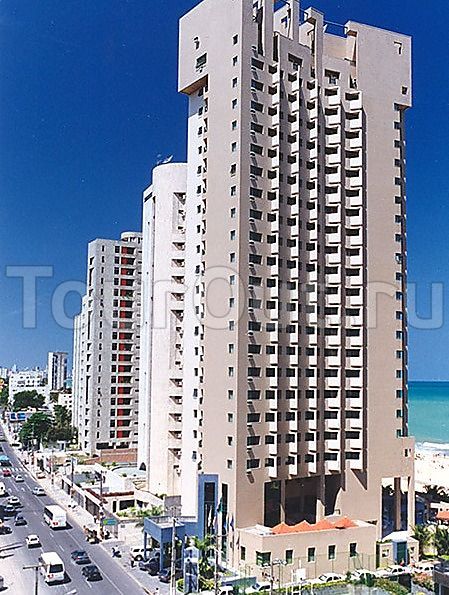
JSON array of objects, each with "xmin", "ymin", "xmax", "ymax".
[
  {"xmin": 232, "ymin": 98, "xmax": 238, "ymax": 109},
  {"xmin": 227, "ymin": 459, "xmax": 233, "ymax": 469},
  {"xmin": 232, "ymin": 120, "xmax": 237, "ymax": 130},
  {"xmin": 285, "ymin": 549, "xmax": 293, "ymax": 564},
  {"xmin": 233, "ymin": 34, "xmax": 238, "ymax": 45},
  {"xmin": 232, "ymin": 56, "xmax": 238, "ymax": 66},
  {"xmin": 394, "ymin": 41, "xmax": 403, "ymax": 55},
  {"xmin": 307, "ymin": 547, "xmax": 316, "ymax": 562},
  {"xmin": 241, "ymin": 546, "xmax": 246, "ymax": 561},
  {"xmin": 232, "ymin": 77, "xmax": 238, "ymax": 88},
  {"xmin": 256, "ymin": 552, "xmax": 271, "ymax": 566},
  {"xmin": 350, "ymin": 543, "xmax": 357, "ymax": 557},
  {"xmin": 328, "ymin": 545, "xmax": 336, "ymax": 560},
  {"xmin": 231, "ymin": 142, "xmax": 237, "ymax": 152}
]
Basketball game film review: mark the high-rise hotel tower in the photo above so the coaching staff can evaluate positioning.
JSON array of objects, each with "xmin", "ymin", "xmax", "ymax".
[{"xmin": 139, "ymin": 0, "xmax": 414, "ymax": 571}]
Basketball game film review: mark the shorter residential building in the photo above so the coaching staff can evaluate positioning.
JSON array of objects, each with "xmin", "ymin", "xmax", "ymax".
[
  {"xmin": 9, "ymin": 368, "xmax": 48, "ymax": 398},
  {"xmin": 377, "ymin": 531, "xmax": 418, "ymax": 568}
]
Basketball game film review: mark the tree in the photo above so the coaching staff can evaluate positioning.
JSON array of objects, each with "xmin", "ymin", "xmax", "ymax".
[
  {"xmin": 424, "ymin": 484, "xmax": 449, "ymax": 503},
  {"xmin": 0, "ymin": 384, "xmax": 9, "ymax": 409},
  {"xmin": 412, "ymin": 524, "xmax": 432, "ymax": 557},
  {"xmin": 52, "ymin": 405, "xmax": 76, "ymax": 442},
  {"xmin": 193, "ymin": 534, "xmax": 215, "ymax": 580},
  {"xmin": 19, "ymin": 412, "xmax": 53, "ymax": 447},
  {"xmin": 434, "ymin": 526, "xmax": 449, "ymax": 556},
  {"xmin": 13, "ymin": 390, "xmax": 45, "ymax": 412}
]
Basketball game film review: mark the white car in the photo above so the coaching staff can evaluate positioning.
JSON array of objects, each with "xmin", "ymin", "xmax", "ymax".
[
  {"xmin": 26, "ymin": 534, "xmax": 41, "ymax": 548},
  {"xmin": 14, "ymin": 475, "xmax": 24, "ymax": 483},
  {"xmin": 32, "ymin": 486, "xmax": 45, "ymax": 496},
  {"xmin": 376, "ymin": 565, "xmax": 411, "ymax": 578},
  {"xmin": 312, "ymin": 573, "xmax": 345, "ymax": 584},
  {"xmin": 412, "ymin": 561, "xmax": 436, "ymax": 575},
  {"xmin": 7, "ymin": 496, "xmax": 20, "ymax": 507},
  {"xmin": 245, "ymin": 582, "xmax": 271, "ymax": 594},
  {"xmin": 351, "ymin": 569, "xmax": 375, "ymax": 581}
]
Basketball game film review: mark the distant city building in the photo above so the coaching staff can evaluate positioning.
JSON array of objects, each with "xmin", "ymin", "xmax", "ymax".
[
  {"xmin": 72, "ymin": 232, "xmax": 143, "ymax": 455},
  {"xmin": 140, "ymin": 0, "xmax": 414, "ymax": 577},
  {"xmin": 0, "ymin": 367, "xmax": 10, "ymax": 380},
  {"xmin": 47, "ymin": 352, "xmax": 68, "ymax": 391},
  {"xmin": 9, "ymin": 368, "xmax": 47, "ymax": 398}
]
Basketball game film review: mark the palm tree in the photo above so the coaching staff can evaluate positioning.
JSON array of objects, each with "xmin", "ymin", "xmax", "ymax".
[
  {"xmin": 412, "ymin": 524, "xmax": 432, "ymax": 557},
  {"xmin": 424, "ymin": 485, "xmax": 449, "ymax": 503},
  {"xmin": 434, "ymin": 526, "xmax": 449, "ymax": 556},
  {"xmin": 193, "ymin": 534, "xmax": 215, "ymax": 579}
]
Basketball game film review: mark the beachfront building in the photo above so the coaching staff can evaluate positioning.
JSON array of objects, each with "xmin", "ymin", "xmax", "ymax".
[
  {"xmin": 140, "ymin": 0, "xmax": 415, "ymax": 577},
  {"xmin": 47, "ymin": 351, "xmax": 68, "ymax": 391},
  {"xmin": 72, "ymin": 232, "xmax": 142, "ymax": 455}
]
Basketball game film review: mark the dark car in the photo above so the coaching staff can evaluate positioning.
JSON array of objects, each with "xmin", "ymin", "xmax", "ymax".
[
  {"xmin": 158, "ymin": 566, "xmax": 182, "ymax": 584},
  {"xmin": 14, "ymin": 514, "xmax": 26, "ymax": 526},
  {"xmin": 2, "ymin": 469, "xmax": 11, "ymax": 477},
  {"xmin": 71, "ymin": 550, "xmax": 87, "ymax": 560},
  {"xmin": 0, "ymin": 525, "xmax": 12, "ymax": 535},
  {"xmin": 82, "ymin": 565, "xmax": 102, "ymax": 581},
  {"xmin": 74, "ymin": 552, "xmax": 91, "ymax": 565}
]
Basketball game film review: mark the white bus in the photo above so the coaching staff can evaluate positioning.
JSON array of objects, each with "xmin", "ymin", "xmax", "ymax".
[
  {"xmin": 43, "ymin": 505, "xmax": 67, "ymax": 529},
  {"xmin": 39, "ymin": 552, "xmax": 65, "ymax": 584}
]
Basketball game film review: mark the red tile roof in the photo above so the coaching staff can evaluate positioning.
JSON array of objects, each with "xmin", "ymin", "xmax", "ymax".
[
  {"xmin": 272, "ymin": 516, "xmax": 357, "ymax": 535},
  {"xmin": 436, "ymin": 511, "xmax": 449, "ymax": 521}
]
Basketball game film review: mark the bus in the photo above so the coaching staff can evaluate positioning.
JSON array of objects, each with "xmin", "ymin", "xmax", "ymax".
[
  {"xmin": 39, "ymin": 552, "xmax": 65, "ymax": 584},
  {"xmin": 43, "ymin": 505, "xmax": 67, "ymax": 529}
]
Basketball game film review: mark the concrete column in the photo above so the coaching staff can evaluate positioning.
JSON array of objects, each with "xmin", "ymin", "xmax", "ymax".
[
  {"xmin": 316, "ymin": 476, "xmax": 326, "ymax": 521},
  {"xmin": 407, "ymin": 475, "xmax": 415, "ymax": 530},
  {"xmin": 394, "ymin": 477, "xmax": 402, "ymax": 531}
]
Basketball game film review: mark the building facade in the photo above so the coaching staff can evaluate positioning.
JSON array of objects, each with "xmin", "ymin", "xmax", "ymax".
[
  {"xmin": 72, "ymin": 232, "xmax": 142, "ymax": 455},
  {"xmin": 9, "ymin": 368, "xmax": 48, "ymax": 398},
  {"xmin": 47, "ymin": 351, "xmax": 68, "ymax": 391}
]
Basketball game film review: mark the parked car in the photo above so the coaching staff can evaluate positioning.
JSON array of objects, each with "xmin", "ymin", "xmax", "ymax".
[
  {"xmin": 312, "ymin": 573, "xmax": 345, "ymax": 584},
  {"xmin": 2, "ymin": 505, "xmax": 15, "ymax": 516},
  {"xmin": 36, "ymin": 471, "xmax": 46, "ymax": 479},
  {"xmin": 351, "ymin": 569, "xmax": 375, "ymax": 582},
  {"xmin": 71, "ymin": 550, "xmax": 91, "ymax": 564},
  {"xmin": 6, "ymin": 496, "xmax": 20, "ymax": 507},
  {"xmin": 14, "ymin": 475, "xmax": 24, "ymax": 483},
  {"xmin": 130, "ymin": 546, "xmax": 151, "ymax": 562},
  {"xmin": 158, "ymin": 566, "xmax": 183, "ymax": 584},
  {"xmin": 26, "ymin": 534, "xmax": 41, "ymax": 548},
  {"xmin": 0, "ymin": 525, "xmax": 12, "ymax": 534},
  {"xmin": 82, "ymin": 564, "xmax": 102, "ymax": 581},
  {"xmin": 2, "ymin": 469, "xmax": 11, "ymax": 477},
  {"xmin": 412, "ymin": 561, "xmax": 436, "ymax": 575},
  {"xmin": 14, "ymin": 514, "xmax": 27, "ymax": 526},
  {"xmin": 32, "ymin": 487, "xmax": 45, "ymax": 496},
  {"xmin": 376, "ymin": 565, "xmax": 411, "ymax": 578},
  {"xmin": 245, "ymin": 582, "xmax": 271, "ymax": 594},
  {"xmin": 10, "ymin": 442, "xmax": 21, "ymax": 448}
]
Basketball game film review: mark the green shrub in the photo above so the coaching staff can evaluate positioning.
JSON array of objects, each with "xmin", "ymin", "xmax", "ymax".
[{"xmin": 374, "ymin": 578, "xmax": 409, "ymax": 595}]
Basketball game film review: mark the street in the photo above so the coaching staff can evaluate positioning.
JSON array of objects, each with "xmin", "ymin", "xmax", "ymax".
[{"xmin": 0, "ymin": 440, "xmax": 146, "ymax": 594}]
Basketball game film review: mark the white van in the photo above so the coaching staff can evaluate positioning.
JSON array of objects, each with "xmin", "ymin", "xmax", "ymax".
[{"xmin": 39, "ymin": 552, "xmax": 65, "ymax": 584}]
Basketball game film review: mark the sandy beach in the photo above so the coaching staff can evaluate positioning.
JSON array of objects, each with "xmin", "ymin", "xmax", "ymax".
[{"xmin": 415, "ymin": 443, "xmax": 449, "ymax": 492}]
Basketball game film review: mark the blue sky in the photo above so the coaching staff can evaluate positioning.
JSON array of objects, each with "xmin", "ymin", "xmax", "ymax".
[{"xmin": 0, "ymin": 0, "xmax": 448, "ymax": 379}]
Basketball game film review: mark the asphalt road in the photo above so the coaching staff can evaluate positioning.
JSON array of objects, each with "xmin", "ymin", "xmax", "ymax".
[{"xmin": 0, "ymin": 440, "xmax": 146, "ymax": 595}]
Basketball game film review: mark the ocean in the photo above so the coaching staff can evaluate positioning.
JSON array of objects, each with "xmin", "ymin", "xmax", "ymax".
[{"xmin": 409, "ymin": 381, "xmax": 449, "ymax": 446}]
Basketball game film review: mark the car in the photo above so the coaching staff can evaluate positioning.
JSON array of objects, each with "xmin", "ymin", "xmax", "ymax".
[
  {"xmin": 130, "ymin": 546, "xmax": 150, "ymax": 562},
  {"xmin": 10, "ymin": 442, "xmax": 21, "ymax": 448},
  {"xmin": 7, "ymin": 496, "xmax": 20, "ymax": 507},
  {"xmin": 0, "ymin": 525, "xmax": 12, "ymax": 534},
  {"xmin": 71, "ymin": 550, "xmax": 91, "ymax": 565},
  {"xmin": 32, "ymin": 486, "xmax": 45, "ymax": 496},
  {"xmin": 312, "ymin": 573, "xmax": 346, "ymax": 584},
  {"xmin": 158, "ymin": 567, "xmax": 183, "ymax": 583},
  {"xmin": 82, "ymin": 564, "xmax": 102, "ymax": 581},
  {"xmin": 2, "ymin": 469, "xmax": 11, "ymax": 477},
  {"xmin": 14, "ymin": 475, "xmax": 24, "ymax": 483},
  {"xmin": 375, "ymin": 565, "xmax": 411, "ymax": 578},
  {"xmin": 36, "ymin": 471, "xmax": 46, "ymax": 479},
  {"xmin": 412, "ymin": 561, "xmax": 436, "ymax": 575},
  {"xmin": 26, "ymin": 534, "xmax": 41, "ymax": 548},
  {"xmin": 14, "ymin": 514, "xmax": 27, "ymax": 526},
  {"xmin": 0, "ymin": 435, "xmax": 6, "ymax": 441},
  {"xmin": 245, "ymin": 582, "xmax": 271, "ymax": 594},
  {"xmin": 2, "ymin": 505, "xmax": 15, "ymax": 516},
  {"xmin": 351, "ymin": 569, "xmax": 375, "ymax": 582}
]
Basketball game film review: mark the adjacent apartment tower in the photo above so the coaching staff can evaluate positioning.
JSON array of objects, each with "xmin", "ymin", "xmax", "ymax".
[
  {"xmin": 73, "ymin": 232, "xmax": 142, "ymax": 455},
  {"xmin": 47, "ymin": 351, "xmax": 68, "ymax": 391},
  {"xmin": 137, "ymin": 0, "xmax": 414, "ymax": 572}
]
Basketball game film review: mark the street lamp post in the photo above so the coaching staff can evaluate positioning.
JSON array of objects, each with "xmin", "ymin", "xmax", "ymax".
[
  {"xmin": 23, "ymin": 563, "xmax": 43, "ymax": 595},
  {"xmin": 170, "ymin": 512, "xmax": 178, "ymax": 595}
]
